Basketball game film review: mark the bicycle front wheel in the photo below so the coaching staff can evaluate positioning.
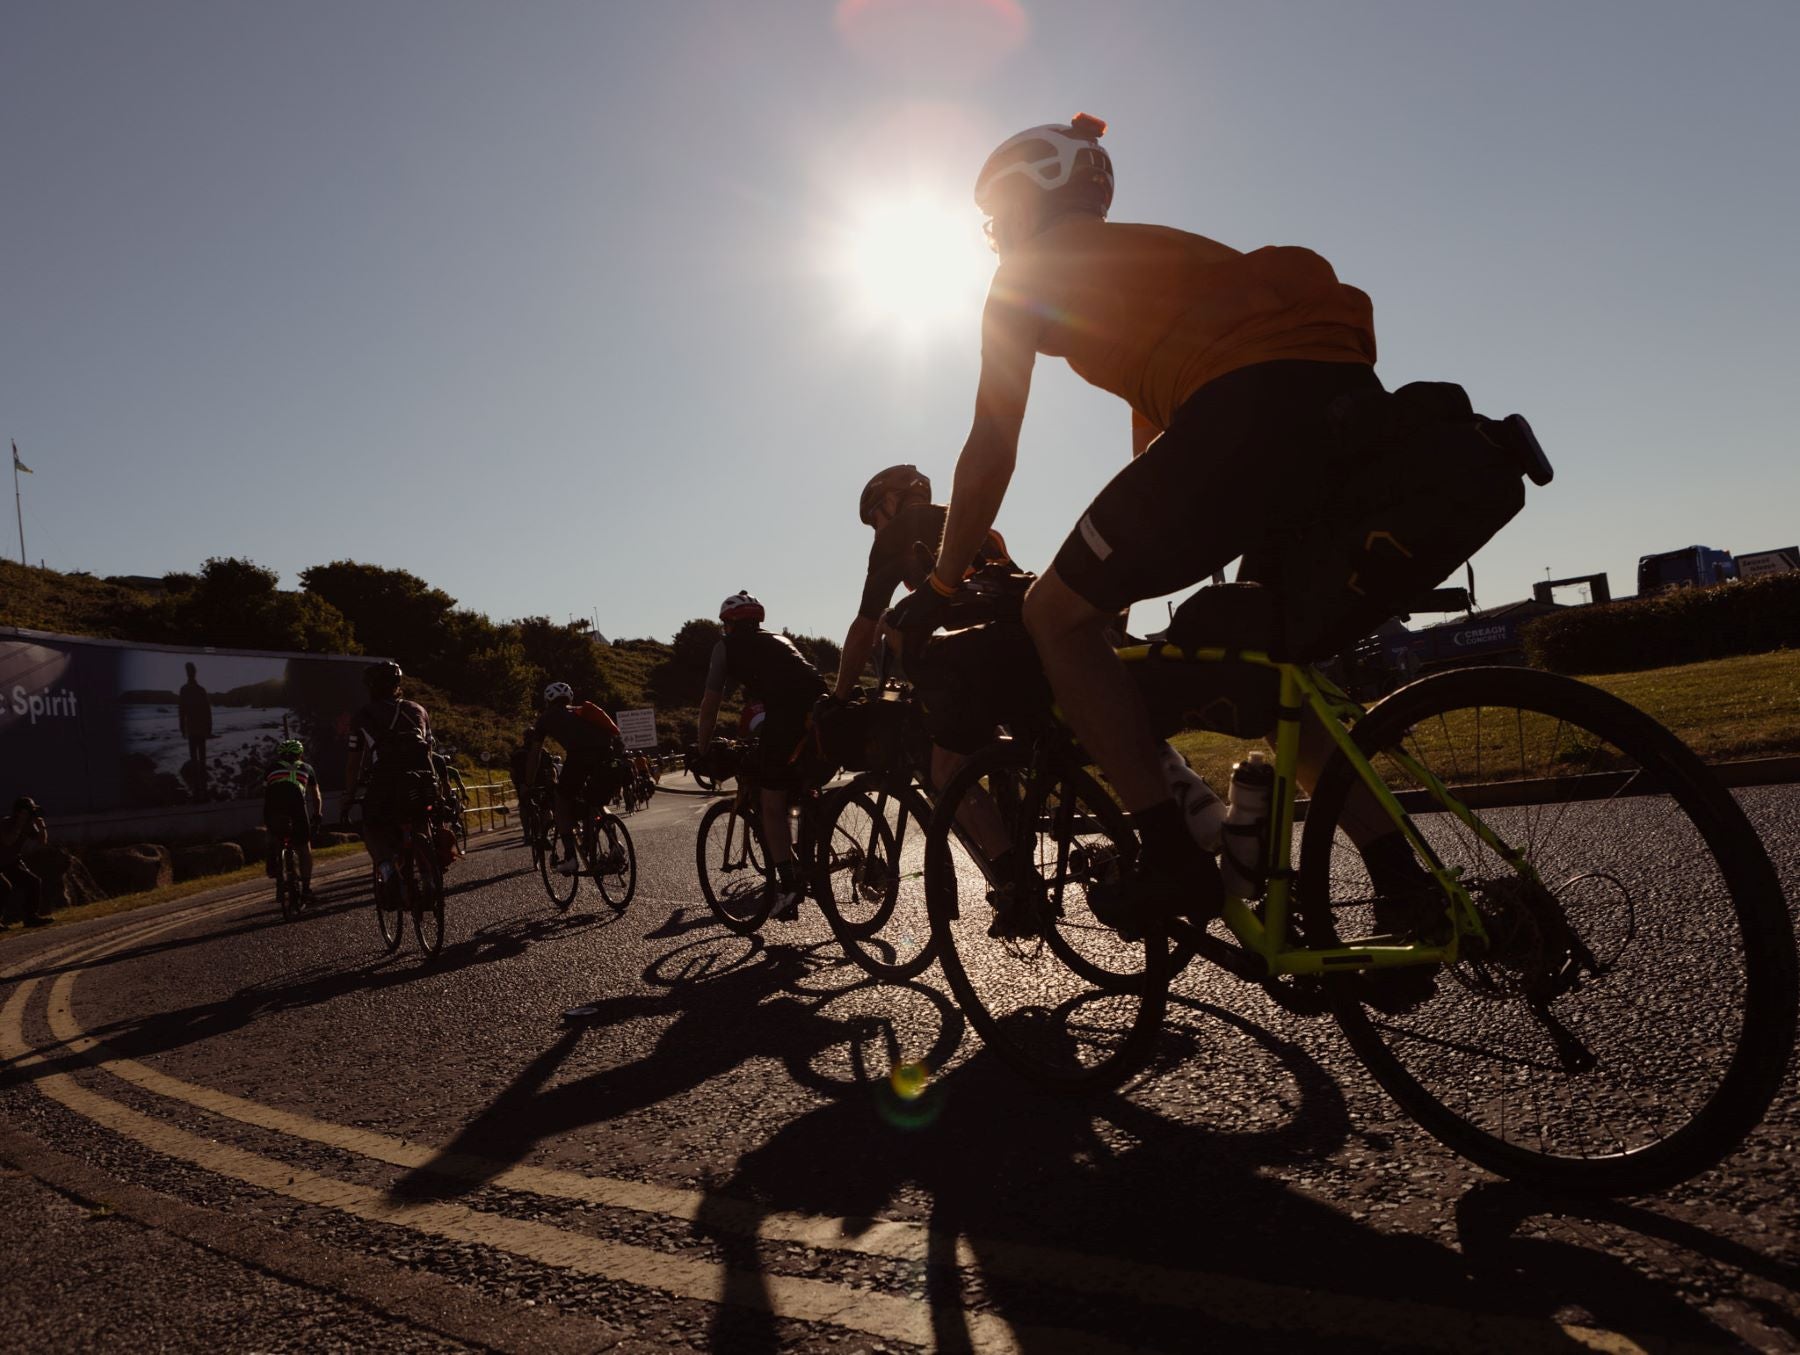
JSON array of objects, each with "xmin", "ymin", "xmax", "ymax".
[
  {"xmin": 926, "ymin": 739, "xmax": 1169, "ymax": 1094},
  {"xmin": 696, "ymin": 799, "xmax": 774, "ymax": 935},
  {"xmin": 1299, "ymin": 666, "xmax": 1797, "ymax": 1193},
  {"xmin": 817, "ymin": 778, "xmax": 934, "ymax": 983},
  {"xmin": 592, "ymin": 813, "xmax": 637, "ymax": 913}
]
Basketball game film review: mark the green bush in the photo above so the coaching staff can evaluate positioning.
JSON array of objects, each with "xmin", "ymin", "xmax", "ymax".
[{"xmin": 1522, "ymin": 573, "xmax": 1800, "ymax": 674}]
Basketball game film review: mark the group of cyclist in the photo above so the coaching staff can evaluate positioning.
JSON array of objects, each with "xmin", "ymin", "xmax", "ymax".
[
  {"xmin": 305, "ymin": 112, "xmax": 1431, "ymax": 942},
  {"xmin": 681, "ymin": 112, "xmax": 1437, "ymax": 937}
]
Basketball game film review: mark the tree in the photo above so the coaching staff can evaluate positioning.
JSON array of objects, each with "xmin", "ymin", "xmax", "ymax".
[
  {"xmin": 652, "ymin": 617, "xmax": 722, "ymax": 707},
  {"xmin": 299, "ymin": 561, "xmax": 456, "ymax": 673},
  {"xmin": 517, "ymin": 616, "xmax": 615, "ymax": 708},
  {"xmin": 152, "ymin": 557, "xmax": 359, "ymax": 654}
]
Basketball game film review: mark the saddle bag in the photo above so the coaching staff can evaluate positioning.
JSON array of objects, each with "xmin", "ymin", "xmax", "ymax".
[{"xmin": 1276, "ymin": 381, "xmax": 1537, "ymax": 660}]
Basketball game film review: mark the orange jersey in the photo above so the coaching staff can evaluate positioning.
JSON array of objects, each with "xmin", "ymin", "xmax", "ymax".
[{"xmin": 985, "ymin": 219, "xmax": 1377, "ymax": 432}]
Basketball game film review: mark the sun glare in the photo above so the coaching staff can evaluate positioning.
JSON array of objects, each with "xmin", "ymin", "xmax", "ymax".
[{"xmin": 831, "ymin": 193, "xmax": 993, "ymax": 338}]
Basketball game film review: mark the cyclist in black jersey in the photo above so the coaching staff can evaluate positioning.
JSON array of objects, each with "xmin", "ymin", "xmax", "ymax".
[
  {"xmin": 344, "ymin": 662, "xmax": 437, "ymax": 899},
  {"xmin": 838, "ymin": 465, "xmax": 1046, "ymax": 933},
  {"xmin": 524, "ymin": 682, "xmax": 628, "ymax": 875},
  {"xmin": 696, "ymin": 591, "xmax": 828, "ymax": 920}
]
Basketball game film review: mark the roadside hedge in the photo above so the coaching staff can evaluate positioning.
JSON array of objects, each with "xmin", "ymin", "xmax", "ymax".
[{"xmin": 1521, "ymin": 572, "xmax": 1800, "ymax": 674}]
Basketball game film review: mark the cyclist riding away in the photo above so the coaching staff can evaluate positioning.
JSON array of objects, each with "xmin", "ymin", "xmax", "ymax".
[
  {"xmin": 888, "ymin": 114, "xmax": 1430, "ymax": 925},
  {"xmin": 344, "ymin": 662, "xmax": 438, "ymax": 903},
  {"xmin": 524, "ymin": 682, "xmax": 628, "ymax": 877},
  {"xmin": 696, "ymin": 591, "xmax": 829, "ymax": 921},
  {"xmin": 263, "ymin": 738, "xmax": 323, "ymax": 905}
]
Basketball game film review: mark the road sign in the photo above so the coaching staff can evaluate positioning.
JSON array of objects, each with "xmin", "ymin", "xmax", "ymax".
[
  {"xmin": 1736, "ymin": 548, "xmax": 1799, "ymax": 580},
  {"xmin": 615, "ymin": 706, "xmax": 658, "ymax": 750}
]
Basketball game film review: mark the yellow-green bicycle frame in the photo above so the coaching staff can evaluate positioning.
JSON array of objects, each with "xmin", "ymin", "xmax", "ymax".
[{"xmin": 1114, "ymin": 644, "xmax": 1537, "ymax": 977}]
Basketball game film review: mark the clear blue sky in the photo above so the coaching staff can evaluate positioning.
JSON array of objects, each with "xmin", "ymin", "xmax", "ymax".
[{"xmin": 6, "ymin": 0, "xmax": 1797, "ymax": 644}]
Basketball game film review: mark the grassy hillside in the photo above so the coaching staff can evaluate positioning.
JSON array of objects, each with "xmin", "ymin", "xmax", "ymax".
[{"xmin": 0, "ymin": 559, "xmax": 157, "ymax": 638}]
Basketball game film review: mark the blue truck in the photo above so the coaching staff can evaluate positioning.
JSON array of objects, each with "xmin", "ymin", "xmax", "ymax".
[{"xmin": 1636, "ymin": 545, "xmax": 1737, "ymax": 594}]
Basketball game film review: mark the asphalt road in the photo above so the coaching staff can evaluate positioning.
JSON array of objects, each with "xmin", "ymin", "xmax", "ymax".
[{"xmin": 3, "ymin": 783, "xmax": 1797, "ymax": 1353}]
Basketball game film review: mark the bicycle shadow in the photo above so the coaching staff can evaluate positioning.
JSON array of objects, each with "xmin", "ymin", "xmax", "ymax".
[
  {"xmin": 5, "ymin": 906, "xmax": 615, "ymax": 1092},
  {"xmin": 1455, "ymin": 1179, "xmax": 1800, "ymax": 1346},
  {"xmin": 383, "ymin": 938, "xmax": 952, "ymax": 1208}
]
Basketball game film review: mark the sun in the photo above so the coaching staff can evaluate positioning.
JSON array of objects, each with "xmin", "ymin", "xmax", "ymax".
[{"xmin": 829, "ymin": 192, "xmax": 993, "ymax": 338}]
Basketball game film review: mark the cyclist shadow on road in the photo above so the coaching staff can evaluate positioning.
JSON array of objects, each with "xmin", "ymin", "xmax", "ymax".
[
  {"xmin": 41, "ymin": 906, "xmax": 621, "ymax": 1080},
  {"xmin": 386, "ymin": 937, "xmax": 887, "ymax": 1205}
]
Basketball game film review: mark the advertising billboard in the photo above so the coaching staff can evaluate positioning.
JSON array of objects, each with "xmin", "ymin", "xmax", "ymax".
[
  {"xmin": 1, "ymin": 628, "xmax": 374, "ymax": 817},
  {"xmin": 615, "ymin": 707, "xmax": 659, "ymax": 751}
]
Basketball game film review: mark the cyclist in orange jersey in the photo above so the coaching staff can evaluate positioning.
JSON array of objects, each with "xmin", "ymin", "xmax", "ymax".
[{"xmin": 888, "ymin": 114, "xmax": 1408, "ymax": 923}]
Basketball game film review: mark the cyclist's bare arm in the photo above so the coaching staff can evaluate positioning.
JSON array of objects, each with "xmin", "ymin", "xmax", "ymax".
[
  {"xmin": 937, "ymin": 302, "xmax": 1036, "ymax": 583},
  {"xmin": 696, "ymin": 689, "xmax": 723, "ymax": 749},
  {"xmin": 833, "ymin": 613, "xmax": 880, "ymax": 700}
]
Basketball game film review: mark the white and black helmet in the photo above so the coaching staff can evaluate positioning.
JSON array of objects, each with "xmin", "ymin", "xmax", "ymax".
[
  {"xmin": 719, "ymin": 591, "xmax": 765, "ymax": 624},
  {"xmin": 974, "ymin": 112, "xmax": 1113, "ymax": 219},
  {"xmin": 543, "ymin": 681, "xmax": 575, "ymax": 704}
]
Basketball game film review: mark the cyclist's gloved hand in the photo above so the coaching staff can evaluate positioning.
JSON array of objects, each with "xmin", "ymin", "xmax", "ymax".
[{"xmin": 884, "ymin": 576, "xmax": 958, "ymax": 635}]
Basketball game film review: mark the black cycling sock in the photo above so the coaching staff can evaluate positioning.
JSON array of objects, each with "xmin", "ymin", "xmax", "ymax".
[
  {"xmin": 1133, "ymin": 799, "xmax": 1204, "ymax": 874},
  {"xmin": 1359, "ymin": 832, "xmax": 1431, "ymax": 896},
  {"xmin": 988, "ymin": 847, "xmax": 1019, "ymax": 885},
  {"xmin": 775, "ymin": 860, "xmax": 801, "ymax": 890}
]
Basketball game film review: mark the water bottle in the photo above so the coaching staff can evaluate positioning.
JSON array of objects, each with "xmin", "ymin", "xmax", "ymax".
[
  {"xmin": 1221, "ymin": 751, "xmax": 1275, "ymax": 900},
  {"xmin": 1157, "ymin": 741, "xmax": 1225, "ymax": 853}
]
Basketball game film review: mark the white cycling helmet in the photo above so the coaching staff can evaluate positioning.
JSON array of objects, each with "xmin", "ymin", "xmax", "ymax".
[
  {"xmin": 974, "ymin": 113, "xmax": 1113, "ymax": 219},
  {"xmin": 719, "ymin": 591, "xmax": 765, "ymax": 624},
  {"xmin": 543, "ymin": 681, "xmax": 574, "ymax": 704}
]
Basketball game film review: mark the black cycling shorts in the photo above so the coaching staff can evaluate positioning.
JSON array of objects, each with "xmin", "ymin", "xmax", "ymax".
[
  {"xmin": 561, "ymin": 754, "xmax": 623, "ymax": 808},
  {"xmin": 746, "ymin": 699, "xmax": 818, "ymax": 790},
  {"xmin": 364, "ymin": 771, "xmax": 436, "ymax": 829},
  {"xmin": 1050, "ymin": 360, "xmax": 1383, "ymax": 615}
]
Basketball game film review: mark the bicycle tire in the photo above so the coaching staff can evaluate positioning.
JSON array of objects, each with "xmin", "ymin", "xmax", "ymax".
[
  {"xmin": 278, "ymin": 847, "xmax": 301, "ymax": 922},
  {"xmin": 591, "ymin": 812, "xmax": 637, "ymax": 913},
  {"xmin": 411, "ymin": 837, "xmax": 447, "ymax": 959},
  {"xmin": 1298, "ymin": 665, "xmax": 1797, "ymax": 1193},
  {"xmin": 696, "ymin": 799, "xmax": 775, "ymax": 935},
  {"xmin": 926, "ymin": 738, "xmax": 1169, "ymax": 1094},
  {"xmin": 540, "ymin": 832, "xmax": 580, "ymax": 911},
  {"xmin": 817, "ymin": 778, "xmax": 935, "ymax": 983},
  {"xmin": 453, "ymin": 806, "xmax": 469, "ymax": 857},
  {"xmin": 375, "ymin": 868, "xmax": 406, "ymax": 952}
]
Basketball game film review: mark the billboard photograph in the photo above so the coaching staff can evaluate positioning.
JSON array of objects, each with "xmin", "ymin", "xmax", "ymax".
[{"xmin": 1, "ymin": 628, "xmax": 373, "ymax": 818}]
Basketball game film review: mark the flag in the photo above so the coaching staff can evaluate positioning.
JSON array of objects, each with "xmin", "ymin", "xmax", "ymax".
[{"xmin": 11, "ymin": 441, "xmax": 31, "ymax": 474}]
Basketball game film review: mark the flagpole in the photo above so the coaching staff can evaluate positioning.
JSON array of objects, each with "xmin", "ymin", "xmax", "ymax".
[{"xmin": 12, "ymin": 448, "xmax": 23, "ymax": 568}]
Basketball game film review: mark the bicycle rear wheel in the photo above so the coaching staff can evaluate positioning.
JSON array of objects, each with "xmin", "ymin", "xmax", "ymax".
[
  {"xmin": 410, "ymin": 838, "xmax": 447, "ymax": 959},
  {"xmin": 591, "ymin": 812, "xmax": 637, "ymax": 913},
  {"xmin": 817, "ymin": 778, "xmax": 933, "ymax": 983},
  {"xmin": 375, "ymin": 869, "xmax": 405, "ymax": 952},
  {"xmin": 696, "ymin": 799, "xmax": 774, "ymax": 935},
  {"xmin": 540, "ymin": 832, "xmax": 580, "ymax": 911},
  {"xmin": 1299, "ymin": 666, "xmax": 1797, "ymax": 1193},
  {"xmin": 926, "ymin": 739, "xmax": 1168, "ymax": 1094},
  {"xmin": 278, "ymin": 847, "xmax": 301, "ymax": 922}
]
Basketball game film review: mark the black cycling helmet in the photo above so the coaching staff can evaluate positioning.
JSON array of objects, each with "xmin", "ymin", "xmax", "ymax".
[
  {"xmin": 363, "ymin": 660, "xmax": 403, "ymax": 695},
  {"xmin": 859, "ymin": 464, "xmax": 931, "ymax": 526}
]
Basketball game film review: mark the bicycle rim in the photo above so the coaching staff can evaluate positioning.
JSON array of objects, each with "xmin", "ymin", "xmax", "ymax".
[
  {"xmin": 595, "ymin": 814, "xmax": 637, "ymax": 912},
  {"xmin": 540, "ymin": 833, "xmax": 580, "ymax": 911},
  {"xmin": 375, "ymin": 871, "xmax": 405, "ymax": 952},
  {"xmin": 278, "ymin": 849, "xmax": 300, "ymax": 921},
  {"xmin": 819, "ymin": 780, "xmax": 934, "ymax": 983},
  {"xmin": 1300, "ymin": 666, "xmax": 1797, "ymax": 1193},
  {"xmin": 696, "ymin": 800, "xmax": 774, "ymax": 935},
  {"xmin": 411, "ymin": 842, "xmax": 446, "ymax": 958},
  {"xmin": 927, "ymin": 740, "xmax": 1168, "ymax": 1093}
]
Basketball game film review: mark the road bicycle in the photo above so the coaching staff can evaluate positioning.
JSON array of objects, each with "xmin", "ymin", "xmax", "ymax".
[
  {"xmin": 922, "ymin": 594, "xmax": 1798, "ymax": 1192},
  {"xmin": 356, "ymin": 793, "xmax": 450, "ymax": 960},
  {"xmin": 433, "ymin": 754, "xmax": 470, "ymax": 858},
  {"xmin": 694, "ymin": 738, "xmax": 880, "ymax": 936},
  {"xmin": 539, "ymin": 772, "xmax": 637, "ymax": 914},
  {"xmin": 272, "ymin": 823, "xmax": 311, "ymax": 922}
]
